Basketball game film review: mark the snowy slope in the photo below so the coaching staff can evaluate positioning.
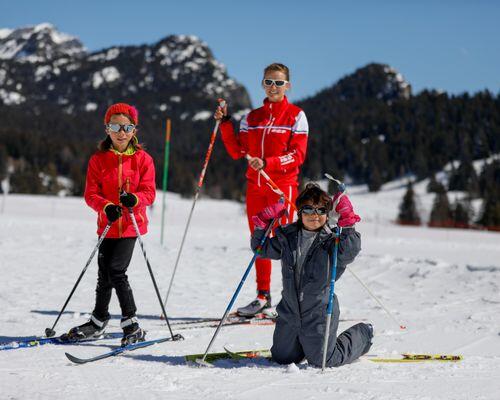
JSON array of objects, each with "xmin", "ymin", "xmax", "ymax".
[{"xmin": 0, "ymin": 185, "xmax": 499, "ymax": 400}]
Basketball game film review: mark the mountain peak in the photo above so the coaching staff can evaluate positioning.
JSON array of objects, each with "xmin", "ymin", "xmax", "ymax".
[
  {"xmin": 0, "ymin": 23, "xmax": 86, "ymax": 62},
  {"xmin": 334, "ymin": 63, "xmax": 411, "ymax": 102}
]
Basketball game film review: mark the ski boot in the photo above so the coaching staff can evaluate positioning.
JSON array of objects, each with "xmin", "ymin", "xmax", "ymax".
[
  {"xmin": 237, "ymin": 291, "xmax": 272, "ymax": 317},
  {"xmin": 121, "ymin": 316, "xmax": 146, "ymax": 347},
  {"xmin": 62, "ymin": 315, "xmax": 108, "ymax": 342}
]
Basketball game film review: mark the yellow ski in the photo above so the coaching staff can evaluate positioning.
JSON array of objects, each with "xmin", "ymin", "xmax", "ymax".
[{"xmin": 368, "ymin": 354, "xmax": 462, "ymax": 363}]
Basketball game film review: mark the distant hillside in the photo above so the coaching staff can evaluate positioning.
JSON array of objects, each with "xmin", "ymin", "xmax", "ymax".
[
  {"xmin": 0, "ymin": 26, "xmax": 498, "ymax": 205},
  {"xmin": 297, "ymin": 63, "xmax": 499, "ymax": 192},
  {"xmin": 0, "ymin": 23, "xmax": 251, "ymax": 197}
]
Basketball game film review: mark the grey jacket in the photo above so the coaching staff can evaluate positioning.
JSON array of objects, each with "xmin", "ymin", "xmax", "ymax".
[{"xmin": 251, "ymin": 222, "xmax": 361, "ymax": 321}]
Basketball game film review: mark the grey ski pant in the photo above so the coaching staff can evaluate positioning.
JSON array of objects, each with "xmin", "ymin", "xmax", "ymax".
[{"xmin": 271, "ymin": 302, "xmax": 372, "ymax": 367}]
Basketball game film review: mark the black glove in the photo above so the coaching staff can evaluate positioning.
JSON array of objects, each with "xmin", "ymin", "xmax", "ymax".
[
  {"xmin": 104, "ymin": 204, "xmax": 122, "ymax": 222},
  {"xmin": 120, "ymin": 191, "xmax": 138, "ymax": 208}
]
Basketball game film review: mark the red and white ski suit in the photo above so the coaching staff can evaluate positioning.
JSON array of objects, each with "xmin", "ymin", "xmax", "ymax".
[{"xmin": 220, "ymin": 96, "xmax": 309, "ymax": 292}]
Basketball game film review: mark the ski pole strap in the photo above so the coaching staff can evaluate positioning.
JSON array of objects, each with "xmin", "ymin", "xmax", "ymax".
[
  {"xmin": 326, "ymin": 227, "xmax": 342, "ymax": 315},
  {"xmin": 254, "ymin": 217, "xmax": 278, "ymax": 255}
]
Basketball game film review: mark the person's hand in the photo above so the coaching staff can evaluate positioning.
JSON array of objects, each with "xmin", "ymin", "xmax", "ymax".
[
  {"xmin": 248, "ymin": 156, "xmax": 265, "ymax": 171},
  {"xmin": 104, "ymin": 204, "xmax": 122, "ymax": 223},
  {"xmin": 332, "ymin": 193, "xmax": 360, "ymax": 227},
  {"xmin": 214, "ymin": 99, "xmax": 228, "ymax": 121},
  {"xmin": 120, "ymin": 191, "xmax": 138, "ymax": 208},
  {"xmin": 252, "ymin": 202, "xmax": 288, "ymax": 229}
]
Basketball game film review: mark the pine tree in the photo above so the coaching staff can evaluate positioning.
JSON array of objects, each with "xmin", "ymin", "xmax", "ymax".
[
  {"xmin": 477, "ymin": 189, "xmax": 500, "ymax": 231},
  {"xmin": 448, "ymin": 158, "xmax": 480, "ymax": 197},
  {"xmin": 452, "ymin": 198, "xmax": 471, "ymax": 229},
  {"xmin": 367, "ymin": 167, "xmax": 383, "ymax": 192},
  {"xmin": 429, "ymin": 190, "xmax": 453, "ymax": 227},
  {"xmin": 397, "ymin": 181, "xmax": 421, "ymax": 225},
  {"xmin": 427, "ymin": 174, "xmax": 446, "ymax": 193},
  {"xmin": 0, "ymin": 145, "xmax": 7, "ymax": 181}
]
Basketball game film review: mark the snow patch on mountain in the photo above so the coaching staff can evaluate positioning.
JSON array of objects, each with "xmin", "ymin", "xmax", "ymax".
[
  {"xmin": 0, "ymin": 89, "xmax": 26, "ymax": 105},
  {"xmin": 92, "ymin": 66, "xmax": 120, "ymax": 88},
  {"xmin": 85, "ymin": 102, "xmax": 98, "ymax": 111},
  {"xmin": 88, "ymin": 47, "xmax": 121, "ymax": 62},
  {"xmin": 0, "ymin": 28, "xmax": 13, "ymax": 39},
  {"xmin": 192, "ymin": 110, "xmax": 212, "ymax": 121},
  {"xmin": 0, "ymin": 23, "xmax": 86, "ymax": 62},
  {"xmin": 383, "ymin": 65, "xmax": 411, "ymax": 99}
]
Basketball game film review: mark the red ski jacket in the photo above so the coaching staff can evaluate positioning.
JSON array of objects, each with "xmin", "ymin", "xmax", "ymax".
[
  {"xmin": 84, "ymin": 148, "xmax": 156, "ymax": 238},
  {"xmin": 220, "ymin": 96, "xmax": 309, "ymax": 187}
]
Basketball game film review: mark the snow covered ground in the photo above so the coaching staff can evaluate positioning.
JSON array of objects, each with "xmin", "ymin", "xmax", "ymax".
[{"xmin": 1, "ymin": 182, "xmax": 499, "ymax": 399}]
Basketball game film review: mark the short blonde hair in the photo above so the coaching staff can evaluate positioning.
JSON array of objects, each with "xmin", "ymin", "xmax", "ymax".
[{"xmin": 263, "ymin": 63, "xmax": 290, "ymax": 81}]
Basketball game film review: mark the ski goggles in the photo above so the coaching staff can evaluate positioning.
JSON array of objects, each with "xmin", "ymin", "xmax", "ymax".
[
  {"xmin": 299, "ymin": 205, "xmax": 329, "ymax": 216},
  {"xmin": 107, "ymin": 123, "xmax": 136, "ymax": 133},
  {"xmin": 263, "ymin": 79, "xmax": 288, "ymax": 87}
]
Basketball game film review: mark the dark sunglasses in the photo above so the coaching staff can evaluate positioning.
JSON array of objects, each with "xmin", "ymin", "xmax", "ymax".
[
  {"xmin": 107, "ymin": 123, "xmax": 136, "ymax": 133},
  {"xmin": 300, "ymin": 205, "xmax": 328, "ymax": 216},
  {"xmin": 263, "ymin": 79, "xmax": 288, "ymax": 87}
]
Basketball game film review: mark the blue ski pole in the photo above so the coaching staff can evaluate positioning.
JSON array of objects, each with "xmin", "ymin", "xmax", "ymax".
[
  {"xmin": 196, "ymin": 216, "xmax": 278, "ymax": 366},
  {"xmin": 321, "ymin": 226, "xmax": 342, "ymax": 371}
]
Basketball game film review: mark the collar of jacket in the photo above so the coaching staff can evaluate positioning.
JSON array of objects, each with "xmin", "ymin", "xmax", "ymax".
[
  {"xmin": 263, "ymin": 95, "xmax": 289, "ymax": 117},
  {"xmin": 109, "ymin": 137, "xmax": 138, "ymax": 156},
  {"xmin": 282, "ymin": 222, "xmax": 334, "ymax": 244}
]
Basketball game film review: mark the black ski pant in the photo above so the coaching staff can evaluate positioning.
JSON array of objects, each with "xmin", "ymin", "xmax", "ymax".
[{"xmin": 92, "ymin": 238, "xmax": 137, "ymax": 322}]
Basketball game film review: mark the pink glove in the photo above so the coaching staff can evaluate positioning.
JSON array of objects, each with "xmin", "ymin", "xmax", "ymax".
[
  {"xmin": 252, "ymin": 202, "xmax": 288, "ymax": 229},
  {"xmin": 332, "ymin": 193, "xmax": 361, "ymax": 227}
]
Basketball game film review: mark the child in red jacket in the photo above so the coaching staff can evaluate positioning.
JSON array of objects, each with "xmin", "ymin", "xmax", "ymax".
[
  {"xmin": 214, "ymin": 63, "xmax": 309, "ymax": 316},
  {"xmin": 66, "ymin": 103, "xmax": 156, "ymax": 346}
]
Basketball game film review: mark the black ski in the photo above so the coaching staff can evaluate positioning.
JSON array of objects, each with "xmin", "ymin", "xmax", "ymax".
[{"xmin": 65, "ymin": 336, "xmax": 174, "ymax": 364}]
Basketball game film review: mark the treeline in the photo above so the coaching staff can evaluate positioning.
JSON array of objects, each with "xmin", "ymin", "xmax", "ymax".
[
  {"xmin": 0, "ymin": 64, "xmax": 498, "ymax": 221},
  {"xmin": 297, "ymin": 65, "xmax": 499, "ymax": 191},
  {"xmin": 397, "ymin": 159, "xmax": 500, "ymax": 231}
]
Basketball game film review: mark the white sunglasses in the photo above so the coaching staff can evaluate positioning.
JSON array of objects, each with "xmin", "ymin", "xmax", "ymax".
[{"xmin": 263, "ymin": 79, "xmax": 289, "ymax": 87}]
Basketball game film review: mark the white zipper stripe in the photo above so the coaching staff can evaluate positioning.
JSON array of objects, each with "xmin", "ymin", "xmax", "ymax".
[
  {"xmin": 259, "ymin": 116, "xmax": 275, "ymax": 187},
  {"xmin": 248, "ymin": 126, "xmax": 292, "ymax": 130}
]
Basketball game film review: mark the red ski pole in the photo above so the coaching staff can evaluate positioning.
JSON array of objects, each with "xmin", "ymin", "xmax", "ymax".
[
  {"xmin": 162, "ymin": 99, "xmax": 226, "ymax": 311},
  {"xmin": 244, "ymin": 154, "xmax": 297, "ymax": 212}
]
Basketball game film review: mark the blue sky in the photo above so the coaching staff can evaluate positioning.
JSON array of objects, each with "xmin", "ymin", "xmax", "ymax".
[{"xmin": 2, "ymin": 0, "xmax": 499, "ymax": 106}]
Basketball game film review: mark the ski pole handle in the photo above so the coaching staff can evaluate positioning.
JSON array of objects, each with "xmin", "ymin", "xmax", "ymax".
[{"xmin": 245, "ymin": 154, "xmax": 297, "ymax": 212}]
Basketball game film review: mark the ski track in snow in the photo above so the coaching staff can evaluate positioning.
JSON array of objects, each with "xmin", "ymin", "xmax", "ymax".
[{"xmin": 1, "ymin": 192, "xmax": 499, "ymax": 400}]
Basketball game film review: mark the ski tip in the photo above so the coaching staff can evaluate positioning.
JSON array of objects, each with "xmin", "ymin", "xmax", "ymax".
[
  {"xmin": 65, "ymin": 352, "xmax": 86, "ymax": 364},
  {"xmin": 194, "ymin": 358, "xmax": 214, "ymax": 368}
]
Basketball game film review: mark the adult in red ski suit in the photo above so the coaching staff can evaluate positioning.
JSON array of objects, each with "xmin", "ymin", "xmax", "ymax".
[
  {"xmin": 215, "ymin": 63, "xmax": 309, "ymax": 316},
  {"xmin": 68, "ymin": 103, "xmax": 155, "ymax": 346}
]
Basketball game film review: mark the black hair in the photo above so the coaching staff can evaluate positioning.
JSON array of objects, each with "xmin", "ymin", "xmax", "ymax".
[{"xmin": 296, "ymin": 182, "xmax": 333, "ymax": 212}]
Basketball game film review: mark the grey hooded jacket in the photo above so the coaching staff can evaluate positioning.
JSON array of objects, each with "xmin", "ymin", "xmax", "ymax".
[{"xmin": 251, "ymin": 222, "xmax": 372, "ymax": 367}]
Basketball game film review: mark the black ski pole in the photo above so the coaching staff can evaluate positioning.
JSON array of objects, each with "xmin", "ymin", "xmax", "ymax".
[
  {"xmin": 127, "ymin": 207, "xmax": 183, "ymax": 341},
  {"xmin": 195, "ymin": 217, "xmax": 278, "ymax": 367},
  {"xmin": 45, "ymin": 223, "xmax": 112, "ymax": 337}
]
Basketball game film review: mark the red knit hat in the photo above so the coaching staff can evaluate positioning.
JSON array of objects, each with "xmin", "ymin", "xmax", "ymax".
[{"xmin": 104, "ymin": 103, "xmax": 139, "ymax": 125}]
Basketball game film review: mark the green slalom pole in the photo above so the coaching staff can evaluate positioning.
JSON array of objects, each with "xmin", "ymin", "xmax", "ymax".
[{"xmin": 160, "ymin": 118, "xmax": 171, "ymax": 246}]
